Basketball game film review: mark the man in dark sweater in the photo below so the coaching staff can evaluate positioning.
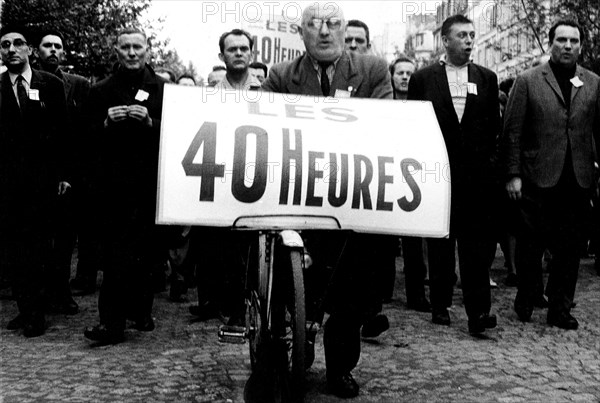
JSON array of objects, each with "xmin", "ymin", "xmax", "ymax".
[{"xmin": 83, "ymin": 27, "xmax": 168, "ymax": 345}]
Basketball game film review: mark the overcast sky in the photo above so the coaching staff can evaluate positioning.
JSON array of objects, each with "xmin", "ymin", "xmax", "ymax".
[{"xmin": 149, "ymin": 1, "xmax": 439, "ymax": 80}]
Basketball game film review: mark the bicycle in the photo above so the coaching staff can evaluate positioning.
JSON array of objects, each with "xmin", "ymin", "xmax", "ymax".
[{"xmin": 217, "ymin": 214, "xmax": 342, "ymax": 402}]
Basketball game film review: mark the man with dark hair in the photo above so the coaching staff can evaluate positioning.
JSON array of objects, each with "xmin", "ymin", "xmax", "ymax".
[
  {"xmin": 345, "ymin": 19, "xmax": 371, "ymax": 54},
  {"xmin": 248, "ymin": 61, "xmax": 267, "ymax": 83},
  {"xmin": 215, "ymin": 29, "xmax": 260, "ymax": 90},
  {"xmin": 83, "ymin": 27, "xmax": 168, "ymax": 345},
  {"xmin": 262, "ymin": 3, "xmax": 392, "ymax": 398},
  {"xmin": 188, "ymin": 27, "xmax": 260, "ymax": 324},
  {"xmin": 35, "ymin": 29, "xmax": 94, "ymax": 306},
  {"xmin": 408, "ymin": 14, "xmax": 501, "ymax": 335},
  {"xmin": 502, "ymin": 19, "xmax": 600, "ymax": 330},
  {"xmin": 1, "ymin": 26, "xmax": 70, "ymax": 338}
]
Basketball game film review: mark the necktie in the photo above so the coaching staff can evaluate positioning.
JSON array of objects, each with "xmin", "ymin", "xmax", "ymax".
[
  {"xmin": 319, "ymin": 62, "xmax": 331, "ymax": 96},
  {"xmin": 16, "ymin": 75, "xmax": 28, "ymax": 113}
]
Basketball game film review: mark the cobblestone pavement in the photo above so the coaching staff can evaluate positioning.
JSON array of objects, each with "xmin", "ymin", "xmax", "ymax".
[{"xmin": 1, "ymin": 250, "xmax": 599, "ymax": 403}]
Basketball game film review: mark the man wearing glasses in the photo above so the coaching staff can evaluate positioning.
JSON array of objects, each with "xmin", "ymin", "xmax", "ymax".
[
  {"xmin": 0, "ymin": 26, "xmax": 70, "ymax": 338},
  {"xmin": 262, "ymin": 2, "xmax": 392, "ymax": 398}
]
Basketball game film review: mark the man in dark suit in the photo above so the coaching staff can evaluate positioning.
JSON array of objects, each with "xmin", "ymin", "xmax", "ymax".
[
  {"xmin": 502, "ymin": 19, "xmax": 600, "ymax": 330},
  {"xmin": 35, "ymin": 29, "xmax": 92, "ymax": 312},
  {"xmin": 83, "ymin": 27, "xmax": 168, "ymax": 345},
  {"xmin": 262, "ymin": 3, "xmax": 392, "ymax": 398},
  {"xmin": 407, "ymin": 14, "xmax": 500, "ymax": 335},
  {"xmin": 0, "ymin": 26, "xmax": 70, "ymax": 338}
]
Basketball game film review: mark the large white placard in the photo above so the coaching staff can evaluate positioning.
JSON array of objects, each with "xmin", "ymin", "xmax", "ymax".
[{"xmin": 157, "ymin": 85, "xmax": 450, "ymax": 237}]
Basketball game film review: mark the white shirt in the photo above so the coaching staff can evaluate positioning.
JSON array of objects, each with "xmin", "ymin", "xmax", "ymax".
[
  {"xmin": 215, "ymin": 73, "xmax": 262, "ymax": 91},
  {"xmin": 308, "ymin": 54, "xmax": 341, "ymax": 88},
  {"xmin": 440, "ymin": 54, "xmax": 469, "ymax": 122}
]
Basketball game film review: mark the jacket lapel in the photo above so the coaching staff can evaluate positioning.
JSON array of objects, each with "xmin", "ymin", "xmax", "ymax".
[
  {"xmin": 331, "ymin": 52, "xmax": 362, "ymax": 96},
  {"xmin": 62, "ymin": 73, "xmax": 73, "ymax": 101},
  {"xmin": 290, "ymin": 55, "xmax": 321, "ymax": 96},
  {"xmin": 462, "ymin": 64, "xmax": 480, "ymax": 124},
  {"xmin": 434, "ymin": 63, "xmax": 459, "ymax": 123},
  {"xmin": 541, "ymin": 63, "xmax": 566, "ymax": 106},
  {"xmin": 570, "ymin": 65, "xmax": 584, "ymax": 105},
  {"xmin": 0, "ymin": 72, "xmax": 19, "ymax": 109}
]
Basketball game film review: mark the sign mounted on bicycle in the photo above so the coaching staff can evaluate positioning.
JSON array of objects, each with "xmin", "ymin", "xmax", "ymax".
[{"xmin": 157, "ymin": 85, "xmax": 450, "ymax": 401}]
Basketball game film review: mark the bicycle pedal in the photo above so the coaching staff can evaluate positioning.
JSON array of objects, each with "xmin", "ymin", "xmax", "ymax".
[{"xmin": 218, "ymin": 325, "xmax": 246, "ymax": 344}]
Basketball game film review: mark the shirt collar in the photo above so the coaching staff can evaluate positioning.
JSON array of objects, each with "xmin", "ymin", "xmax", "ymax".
[
  {"xmin": 308, "ymin": 53, "xmax": 341, "ymax": 72},
  {"xmin": 439, "ymin": 53, "xmax": 471, "ymax": 68},
  {"xmin": 217, "ymin": 72, "xmax": 262, "ymax": 90},
  {"xmin": 9, "ymin": 65, "xmax": 32, "ymax": 86}
]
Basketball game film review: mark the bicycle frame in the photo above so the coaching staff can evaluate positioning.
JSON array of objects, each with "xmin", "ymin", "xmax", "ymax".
[{"xmin": 224, "ymin": 214, "xmax": 342, "ymax": 402}]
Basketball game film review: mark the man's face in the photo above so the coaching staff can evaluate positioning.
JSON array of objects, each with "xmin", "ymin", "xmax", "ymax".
[
  {"xmin": 207, "ymin": 70, "xmax": 226, "ymax": 87},
  {"xmin": 219, "ymin": 34, "xmax": 252, "ymax": 74},
  {"xmin": 299, "ymin": 4, "xmax": 345, "ymax": 63},
  {"xmin": 550, "ymin": 25, "xmax": 581, "ymax": 68},
  {"xmin": 249, "ymin": 67, "xmax": 265, "ymax": 83},
  {"xmin": 0, "ymin": 32, "xmax": 31, "ymax": 73},
  {"xmin": 38, "ymin": 34, "xmax": 64, "ymax": 69},
  {"xmin": 443, "ymin": 23, "xmax": 475, "ymax": 66},
  {"xmin": 115, "ymin": 33, "xmax": 147, "ymax": 72},
  {"xmin": 345, "ymin": 26, "xmax": 369, "ymax": 54},
  {"xmin": 393, "ymin": 61, "xmax": 415, "ymax": 93}
]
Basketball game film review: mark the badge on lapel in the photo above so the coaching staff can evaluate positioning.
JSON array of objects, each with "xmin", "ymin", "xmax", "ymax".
[
  {"xmin": 570, "ymin": 77, "xmax": 583, "ymax": 88},
  {"xmin": 466, "ymin": 82, "xmax": 478, "ymax": 95},
  {"xmin": 135, "ymin": 89, "xmax": 150, "ymax": 101}
]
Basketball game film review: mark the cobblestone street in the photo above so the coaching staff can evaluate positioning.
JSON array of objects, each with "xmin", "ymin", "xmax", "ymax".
[{"xmin": 1, "ymin": 250, "xmax": 599, "ymax": 402}]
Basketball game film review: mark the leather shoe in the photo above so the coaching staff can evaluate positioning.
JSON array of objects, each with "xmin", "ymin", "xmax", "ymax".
[
  {"xmin": 481, "ymin": 313, "xmax": 497, "ymax": 329},
  {"xmin": 432, "ymin": 309, "xmax": 450, "ymax": 326},
  {"xmin": 7, "ymin": 314, "xmax": 26, "ymax": 330},
  {"xmin": 547, "ymin": 312, "xmax": 578, "ymax": 330},
  {"xmin": 468, "ymin": 313, "xmax": 496, "ymax": 335},
  {"xmin": 468, "ymin": 317, "xmax": 485, "ymax": 335},
  {"xmin": 84, "ymin": 324, "xmax": 125, "ymax": 344},
  {"xmin": 407, "ymin": 297, "xmax": 431, "ymax": 312},
  {"xmin": 23, "ymin": 315, "xmax": 46, "ymax": 338},
  {"xmin": 133, "ymin": 316, "xmax": 155, "ymax": 332},
  {"xmin": 327, "ymin": 373, "xmax": 359, "ymax": 398},
  {"xmin": 361, "ymin": 314, "xmax": 389, "ymax": 338}
]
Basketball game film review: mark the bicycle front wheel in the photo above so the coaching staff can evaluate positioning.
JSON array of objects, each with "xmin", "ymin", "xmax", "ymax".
[{"xmin": 271, "ymin": 244, "xmax": 306, "ymax": 400}]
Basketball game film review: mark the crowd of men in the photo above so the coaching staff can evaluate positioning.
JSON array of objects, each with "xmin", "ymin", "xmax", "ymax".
[{"xmin": 1, "ymin": 1, "xmax": 599, "ymax": 400}]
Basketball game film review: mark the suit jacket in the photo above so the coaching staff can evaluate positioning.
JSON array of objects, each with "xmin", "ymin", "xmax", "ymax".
[
  {"xmin": 262, "ymin": 50, "xmax": 392, "ymax": 99},
  {"xmin": 408, "ymin": 62, "xmax": 500, "ymax": 186},
  {"xmin": 407, "ymin": 62, "xmax": 500, "ymax": 235},
  {"xmin": 59, "ymin": 70, "xmax": 90, "ymax": 125},
  {"xmin": 0, "ymin": 69, "xmax": 69, "ymax": 229},
  {"xmin": 55, "ymin": 70, "xmax": 91, "ymax": 188},
  {"xmin": 502, "ymin": 62, "xmax": 600, "ymax": 189}
]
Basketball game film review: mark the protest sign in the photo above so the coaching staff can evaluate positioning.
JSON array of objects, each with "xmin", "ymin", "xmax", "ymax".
[{"xmin": 157, "ymin": 85, "xmax": 450, "ymax": 237}]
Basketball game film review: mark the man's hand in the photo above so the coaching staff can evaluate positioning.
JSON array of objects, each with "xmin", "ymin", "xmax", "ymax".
[
  {"xmin": 58, "ymin": 181, "xmax": 71, "ymax": 195},
  {"xmin": 506, "ymin": 177, "xmax": 522, "ymax": 201},
  {"xmin": 106, "ymin": 105, "xmax": 129, "ymax": 126},
  {"xmin": 127, "ymin": 104, "xmax": 152, "ymax": 127}
]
